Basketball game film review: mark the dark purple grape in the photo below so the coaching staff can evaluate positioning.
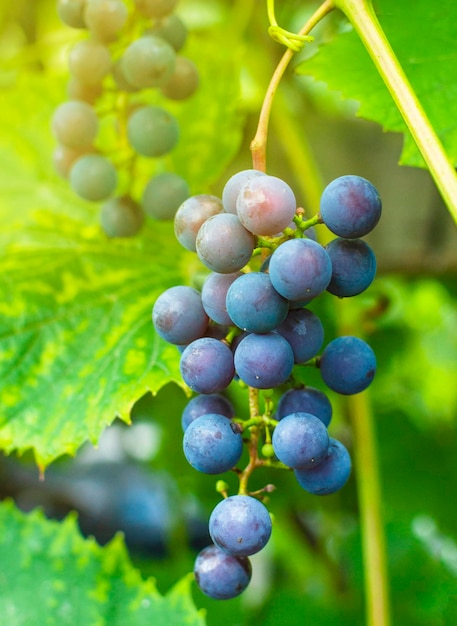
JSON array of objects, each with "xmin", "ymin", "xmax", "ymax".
[
  {"xmin": 320, "ymin": 336, "xmax": 376, "ymax": 395},
  {"xmin": 272, "ymin": 412, "xmax": 329, "ymax": 469},
  {"xmin": 276, "ymin": 387, "xmax": 332, "ymax": 427},
  {"xmin": 196, "ymin": 214, "xmax": 255, "ymax": 274},
  {"xmin": 320, "ymin": 175, "xmax": 382, "ymax": 238},
  {"xmin": 209, "ymin": 495, "xmax": 272, "ymax": 557},
  {"xmin": 294, "ymin": 438, "xmax": 351, "ymax": 495},
  {"xmin": 174, "ymin": 194, "xmax": 224, "ymax": 252},
  {"xmin": 234, "ymin": 333, "xmax": 294, "ymax": 389},
  {"xmin": 194, "ymin": 545, "xmax": 251, "ymax": 600},
  {"xmin": 201, "ymin": 272, "xmax": 242, "ymax": 326},
  {"xmin": 152, "ymin": 286, "xmax": 208, "ymax": 345},
  {"xmin": 225, "ymin": 272, "xmax": 289, "ymax": 333},
  {"xmin": 276, "ymin": 308, "xmax": 324, "ymax": 363},
  {"xmin": 222, "ymin": 169, "xmax": 266, "ymax": 214},
  {"xmin": 181, "ymin": 394, "xmax": 235, "ymax": 431},
  {"xmin": 183, "ymin": 413, "xmax": 242, "ymax": 474},
  {"xmin": 325, "ymin": 238, "xmax": 377, "ymax": 297},
  {"xmin": 180, "ymin": 338, "xmax": 235, "ymax": 394},
  {"xmin": 269, "ymin": 238, "xmax": 332, "ymax": 302}
]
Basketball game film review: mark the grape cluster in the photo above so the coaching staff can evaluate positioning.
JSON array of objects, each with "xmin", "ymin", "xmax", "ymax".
[
  {"xmin": 53, "ymin": 0, "xmax": 199, "ymax": 236},
  {"xmin": 152, "ymin": 172, "xmax": 382, "ymax": 599}
]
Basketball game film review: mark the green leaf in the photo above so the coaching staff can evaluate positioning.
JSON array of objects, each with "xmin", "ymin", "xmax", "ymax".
[
  {"xmin": 0, "ymin": 500, "xmax": 205, "ymax": 626},
  {"xmin": 296, "ymin": 0, "xmax": 457, "ymax": 167}
]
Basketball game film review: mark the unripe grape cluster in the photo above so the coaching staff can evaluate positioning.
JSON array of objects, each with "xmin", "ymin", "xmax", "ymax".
[
  {"xmin": 52, "ymin": 0, "xmax": 199, "ymax": 236},
  {"xmin": 152, "ymin": 171, "xmax": 381, "ymax": 599}
]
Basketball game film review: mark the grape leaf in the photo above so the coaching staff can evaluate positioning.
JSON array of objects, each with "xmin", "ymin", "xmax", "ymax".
[
  {"xmin": 296, "ymin": 0, "xmax": 457, "ymax": 167},
  {"xmin": 0, "ymin": 500, "xmax": 205, "ymax": 626},
  {"xmin": 0, "ymin": 64, "xmax": 244, "ymax": 467}
]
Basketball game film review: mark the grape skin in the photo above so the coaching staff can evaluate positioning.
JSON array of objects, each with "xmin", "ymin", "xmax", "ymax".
[
  {"xmin": 70, "ymin": 154, "xmax": 117, "ymax": 201},
  {"xmin": 152, "ymin": 285, "xmax": 208, "ymax": 345},
  {"xmin": 183, "ymin": 413, "xmax": 242, "ymax": 474},
  {"xmin": 269, "ymin": 238, "xmax": 332, "ymax": 302},
  {"xmin": 181, "ymin": 394, "xmax": 235, "ymax": 431},
  {"xmin": 320, "ymin": 175, "xmax": 382, "ymax": 238},
  {"xmin": 276, "ymin": 308, "xmax": 324, "ymax": 364},
  {"xmin": 174, "ymin": 195, "xmax": 224, "ymax": 252},
  {"xmin": 148, "ymin": 14, "xmax": 187, "ymax": 52},
  {"xmin": 57, "ymin": 0, "xmax": 87, "ymax": 28},
  {"xmin": 209, "ymin": 495, "xmax": 272, "ymax": 557},
  {"xmin": 196, "ymin": 214, "xmax": 256, "ymax": 274},
  {"xmin": 53, "ymin": 144, "xmax": 93, "ymax": 179},
  {"xmin": 234, "ymin": 332, "xmax": 294, "ymax": 389},
  {"xmin": 69, "ymin": 39, "xmax": 111, "ymax": 86},
  {"xmin": 201, "ymin": 272, "xmax": 242, "ymax": 326},
  {"xmin": 272, "ymin": 412, "xmax": 329, "ymax": 469},
  {"xmin": 180, "ymin": 338, "xmax": 235, "ymax": 394},
  {"xmin": 51, "ymin": 101, "xmax": 98, "ymax": 150},
  {"xmin": 127, "ymin": 106, "xmax": 179, "ymax": 157},
  {"xmin": 194, "ymin": 545, "xmax": 251, "ymax": 600},
  {"xmin": 276, "ymin": 387, "xmax": 332, "ymax": 428},
  {"xmin": 122, "ymin": 36, "xmax": 176, "ymax": 89},
  {"xmin": 325, "ymin": 238, "xmax": 377, "ymax": 297},
  {"xmin": 84, "ymin": 0, "xmax": 128, "ymax": 43},
  {"xmin": 236, "ymin": 174, "xmax": 297, "ymax": 236},
  {"xmin": 294, "ymin": 438, "xmax": 351, "ymax": 495},
  {"xmin": 134, "ymin": 0, "xmax": 178, "ymax": 18},
  {"xmin": 67, "ymin": 77, "xmax": 103, "ymax": 103},
  {"xmin": 320, "ymin": 336, "xmax": 376, "ymax": 395},
  {"xmin": 142, "ymin": 172, "xmax": 189, "ymax": 220},
  {"xmin": 222, "ymin": 169, "xmax": 266, "ymax": 214},
  {"xmin": 225, "ymin": 272, "xmax": 289, "ymax": 333},
  {"xmin": 100, "ymin": 196, "xmax": 144, "ymax": 237},
  {"xmin": 161, "ymin": 56, "xmax": 199, "ymax": 100}
]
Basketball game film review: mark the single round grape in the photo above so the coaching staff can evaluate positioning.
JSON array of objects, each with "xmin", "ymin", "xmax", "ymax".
[
  {"xmin": 320, "ymin": 336, "xmax": 376, "ymax": 395},
  {"xmin": 84, "ymin": 0, "xmax": 128, "ymax": 42},
  {"xmin": 68, "ymin": 39, "xmax": 111, "ymax": 86},
  {"xmin": 320, "ymin": 175, "xmax": 382, "ymax": 238},
  {"xmin": 161, "ymin": 56, "xmax": 199, "ymax": 100},
  {"xmin": 180, "ymin": 337, "xmax": 235, "ymax": 394},
  {"xmin": 112, "ymin": 60, "xmax": 138, "ymax": 93},
  {"xmin": 127, "ymin": 105, "xmax": 179, "ymax": 157},
  {"xmin": 152, "ymin": 285, "xmax": 208, "ymax": 345},
  {"xmin": 226, "ymin": 272, "xmax": 289, "ymax": 333},
  {"xmin": 201, "ymin": 272, "xmax": 242, "ymax": 326},
  {"xmin": 236, "ymin": 174, "xmax": 296, "ymax": 236},
  {"xmin": 196, "ymin": 214, "xmax": 256, "ymax": 274},
  {"xmin": 57, "ymin": 0, "xmax": 87, "ymax": 28},
  {"xmin": 209, "ymin": 495, "xmax": 272, "ymax": 557},
  {"xmin": 67, "ymin": 77, "xmax": 103, "ymax": 103},
  {"xmin": 276, "ymin": 308, "xmax": 324, "ymax": 363},
  {"xmin": 294, "ymin": 438, "xmax": 351, "ymax": 495},
  {"xmin": 222, "ymin": 169, "xmax": 266, "ymax": 215},
  {"xmin": 100, "ymin": 196, "xmax": 144, "ymax": 237},
  {"xmin": 194, "ymin": 545, "xmax": 251, "ymax": 600},
  {"xmin": 269, "ymin": 238, "xmax": 332, "ymax": 301},
  {"xmin": 183, "ymin": 413, "xmax": 242, "ymax": 474},
  {"xmin": 174, "ymin": 195, "xmax": 224, "ymax": 252},
  {"xmin": 51, "ymin": 101, "xmax": 98, "ymax": 149},
  {"xmin": 181, "ymin": 394, "xmax": 235, "ymax": 431},
  {"xmin": 325, "ymin": 238, "xmax": 377, "ymax": 297},
  {"xmin": 70, "ymin": 154, "xmax": 117, "ymax": 201},
  {"xmin": 272, "ymin": 412, "xmax": 329, "ymax": 469},
  {"xmin": 53, "ymin": 144, "xmax": 93, "ymax": 179},
  {"xmin": 142, "ymin": 172, "xmax": 189, "ymax": 220},
  {"xmin": 234, "ymin": 332, "xmax": 294, "ymax": 389},
  {"xmin": 122, "ymin": 36, "xmax": 176, "ymax": 89},
  {"xmin": 148, "ymin": 14, "xmax": 187, "ymax": 51},
  {"xmin": 276, "ymin": 387, "xmax": 332, "ymax": 427},
  {"xmin": 134, "ymin": 0, "xmax": 178, "ymax": 18}
]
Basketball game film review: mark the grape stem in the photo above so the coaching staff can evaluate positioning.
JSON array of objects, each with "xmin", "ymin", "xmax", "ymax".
[{"xmin": 250, "ymin": 0, "xmax": 335, "ymax": 172}]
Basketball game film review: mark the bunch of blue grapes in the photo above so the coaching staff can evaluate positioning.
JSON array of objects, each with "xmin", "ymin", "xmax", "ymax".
[
  {"xmin": 152, "ymin": 170, "xmax": 381, "ymax": 599},
  {"xmin": 52, "ymin": 0, "xmax": 198, "ymax": 236}
]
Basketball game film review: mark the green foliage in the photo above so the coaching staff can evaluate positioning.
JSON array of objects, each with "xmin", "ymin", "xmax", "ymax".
[{"xmin": 0, "ymin": 500, "xmax": 204, "ymax": 625}]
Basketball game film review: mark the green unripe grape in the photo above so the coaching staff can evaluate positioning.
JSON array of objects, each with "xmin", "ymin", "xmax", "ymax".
[
  {"xmin": 142, "ymin": 172, "xmax": 190, "ymax": 220},
  {"xmin": 57, "ymin": 0, "xmax": 87, "ymax": 28},
  {"xmin": 70, "ymin": 154, "xmax": 117, "ymax": 201},
  {"xmin": 261, "ymin": 444, "xmax": 275, "ymax": 458},
  {"xmin": 100, "ymin": 196, "xmax": 144, "ymax": 237},
  {"xmin": 84, "ymin": 0, "xmax": 128, "ymax": 42},
  {"xmin": 134, "ymin": 0, "xmax": 178, "ymax": 18},
  {"xmin": 127, "ymin": 106, "xmax": 179, "ymax": 157},
  {"xmin": 148, "ymin": 14, "xmax": 187, "ymax": 51},
  {"xmin": 51, "ymin": 101, "xmax": 98, "ymax": 149},
  {"xmin": 112, "ymin": 61, "xmax": 138, "ymax": 93},
  {"xmin": 53, "ymin": 144, "xmax": 94, "ymax": 179},
  {"xmin": 121, "ymin": 36, "xmax": 175, "ymax": 89},
  {"xmin": 69, "ymin": 39, "xmax": 111, "ymax": 86},
  {"xmin": 67, "ymin": 77, "xmax": 103, "ymax": 103},
  {"xmin": 161, "ymin": 56, "xmax": 199, "ymax": 101}
]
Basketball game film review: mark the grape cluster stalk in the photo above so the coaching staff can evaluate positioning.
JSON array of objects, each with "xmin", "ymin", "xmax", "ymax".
[
  {"xmin": 152, "ymin": 170, "xmax": 382, "ymax": 599},
  {"xmin": 52, "ymin": 0, "xmax": 199, "ymax": 236}
]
